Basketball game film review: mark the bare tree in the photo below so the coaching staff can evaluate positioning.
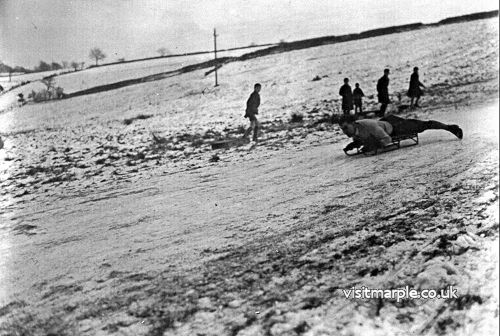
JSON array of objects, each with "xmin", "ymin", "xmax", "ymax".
[
  {"xmin": 70, "ymin": 61, "xmax": 79, "ymax": 71},
  {"xmin": 41, "ymin": 76, "xmax": 55, "ymax": 91},
  {"xmin": 157, "ymin": 47, "xmax": 170, "ymax": 57},
  {"xmin": 41, "ymin": 76, "xmax": 55, "ymax": 99},
  {"xmin": 61, "ymin": 61, "xmax": 69, "ymax": 69},
  {"xmin": 89, "ymin": 48, "xmax": 106, "ymax": 66}
]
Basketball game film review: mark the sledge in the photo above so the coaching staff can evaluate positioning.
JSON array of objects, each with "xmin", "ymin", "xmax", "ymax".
[{"xmin": 344, "ymin": 132, "xmax": 419, "ymax": 156}]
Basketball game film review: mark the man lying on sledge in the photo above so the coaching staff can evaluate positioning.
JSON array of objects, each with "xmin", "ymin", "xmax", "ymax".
[{"xmin": 338, "ymin": 114, "xmax": 463, "ymax": 154}]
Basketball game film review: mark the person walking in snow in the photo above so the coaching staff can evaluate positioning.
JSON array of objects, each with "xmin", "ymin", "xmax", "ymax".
[{"xmin": 243, "ymin": 83, "xmax": 261, "ymax": 142}]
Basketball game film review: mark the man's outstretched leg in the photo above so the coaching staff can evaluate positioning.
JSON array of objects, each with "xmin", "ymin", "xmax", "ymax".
[
  {"xmin": 420, "ymin": 120, "xmax": 462, "ymax": 139},
  {"xmin": 383, "ymin": 115, "xmax": 463, "ymax": 139}
]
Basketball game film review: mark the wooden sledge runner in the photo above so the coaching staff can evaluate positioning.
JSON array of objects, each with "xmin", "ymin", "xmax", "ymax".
[{"xmin": 344, "ymin": 132, "xmax": 419, "ymax": 156}]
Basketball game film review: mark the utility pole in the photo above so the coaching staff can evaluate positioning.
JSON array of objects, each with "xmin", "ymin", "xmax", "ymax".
[{"xmin": 213, "ymin": 28, "xmax": 218, "ymax": 87}]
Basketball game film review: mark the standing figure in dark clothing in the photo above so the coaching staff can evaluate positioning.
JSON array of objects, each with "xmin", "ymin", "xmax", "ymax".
[
  {"xmin": 353, "ymin": 83, "xmax": 365, "ymax": 115},
  {"xmin": 339, "ymin": 78, "xmax": 353, "ymax": 115},
  {"xmin": 376, "ymin": 68, "xmax": 391, "ymax": 117},
  {"xmin": 243, "ymin": 83, "xmax": 261, "ymax": 142},
  {"xmin": 407, "ymin": 67, "xmax": 426, "ymax": 109}
]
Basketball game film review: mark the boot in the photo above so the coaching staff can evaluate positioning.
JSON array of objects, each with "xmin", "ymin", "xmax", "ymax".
[{"xmin": 448, "ymin": 125, "xmax": 463, "ymax": 139}]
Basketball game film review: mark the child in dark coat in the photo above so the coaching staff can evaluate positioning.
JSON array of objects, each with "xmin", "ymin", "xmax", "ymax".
[{"xmin": 353, "ymin": 83, "xmax": 365, "ymax": 115}]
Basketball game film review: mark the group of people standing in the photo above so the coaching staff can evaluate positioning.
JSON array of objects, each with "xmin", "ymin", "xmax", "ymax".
[
  {"xmin": 242, "ymin": 67, "xmax": 428, "ymax": 143},
  {"xmin": 339, "ymin": 79, "xmax": 365, "ymax": 115},
  {"xmin": 339, "ymin": 67, "xmax": 425, "ymax": 116}
]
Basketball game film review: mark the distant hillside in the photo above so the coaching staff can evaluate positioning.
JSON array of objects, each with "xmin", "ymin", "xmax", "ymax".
[
  {"xmin": 83, "ymin": 9, "xmax": 500, "ymax": 70},
  {"xmin": 437, "ymin": 9, "xmax": 498, "ymax": 24},
  {"xmin": 64, "ymin": 9, "xmax": 498, "ymax": 99},
  {"xmin": 240, "ymin": 10, "xmax": 498, "ymax": 59}
]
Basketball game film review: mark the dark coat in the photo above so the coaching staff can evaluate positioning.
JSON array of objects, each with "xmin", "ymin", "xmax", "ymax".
[
  {"xmin": 353, "ymin": 87, "xmax": 364, "ymax": 105},
  {"xmin": 339, "ymin": 84, "xmax": 353, "ymax": 111},
  {"xmin": 245, "ymin": 91, "xmax": 260, "ymax": 118},
  {"xmin": 377, "ymin": 75, "xmax": 390, "ymax": 104},
  {"xmin": 407, "ymin": 72, "xmax": 424, "ymax": 97}
]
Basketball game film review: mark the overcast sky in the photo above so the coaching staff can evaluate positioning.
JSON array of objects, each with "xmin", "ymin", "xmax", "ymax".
[{"xmin": 0, "ymin": 0, "xmax": 498, "ymax": 68}]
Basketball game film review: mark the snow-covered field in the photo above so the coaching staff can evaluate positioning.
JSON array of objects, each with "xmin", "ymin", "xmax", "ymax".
[
  {"xmin": 0, "ymin": 46, "xmax": 270, "ymax": 111},
  {"xmin": 0, "ymin": 70, "xmax": 65, "ymax": 91},
  {"xmin": 0, "ymin": 18, "xmax": 498, "ymax": 335}
]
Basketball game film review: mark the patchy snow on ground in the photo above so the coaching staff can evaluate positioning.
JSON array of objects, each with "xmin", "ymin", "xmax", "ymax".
[{"xmin": 0, "ymin": 17, "xmax": 498, "ymax": 336}]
